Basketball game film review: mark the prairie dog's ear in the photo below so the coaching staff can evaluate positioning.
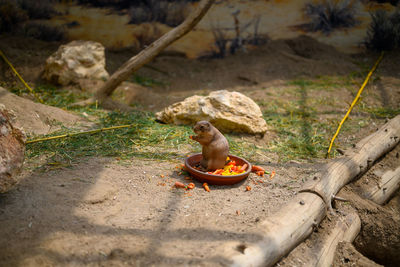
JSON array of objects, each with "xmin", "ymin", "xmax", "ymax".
[{"xmin": 200, "ymin": 121, "xmax": 211, "ymax": 130}]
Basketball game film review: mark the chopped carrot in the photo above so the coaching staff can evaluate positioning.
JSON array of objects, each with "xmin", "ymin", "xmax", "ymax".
[
  {"xmin": 236, "ymin": 210, "xmax": 240, "ymax": 215},
  {"xmin": 252, "ymin": 165, "xmax": 265, "ymax": 172},
  {"xmin": 203, "ymin": 183, "xmax": 210, "ymax": 192},
  {"xmin": 174, "ymin": 181, "xmax": 186, "ymax": 189},
  {"xmin": 270, "ymin": 170, "xmax": 276, "ymax": 179},
  {"xmin": 160, "ymin": 174, "xmax": 165, "ymax": 178},
  {"xmin": 245, "ymin": 186, "xmax": 251, "ymax": 191},
  {"xmin": 184, "ymin": 176, "xmax": 192, "ymax": 180},
  {"xmin": 212, "ymin": 169, "xmax": 223, "ymax": 175},
  {"xmin": 187, "ymin": 183, "xmax": 195, "ymax": 190},
  {"xmin": 256, "ymin": 170, "xmax": 264, "ymax": 177},
  {"xmin": 239, "ymin": 164, "xmax": 248, "ymax": 172},
  {"xmin": 189, "ymin": 135, "xmax": 193, "ymax": 139}
]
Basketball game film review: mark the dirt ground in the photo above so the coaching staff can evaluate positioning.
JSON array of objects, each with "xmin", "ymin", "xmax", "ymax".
[{"xmin": 0, "ymin": 34, "xmax": 399, "ymax": 266}]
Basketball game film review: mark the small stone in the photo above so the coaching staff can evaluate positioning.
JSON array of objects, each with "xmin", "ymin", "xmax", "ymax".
[{"xmin": 300, "ymin": 200, "xmax": 305, "ymax": 205}]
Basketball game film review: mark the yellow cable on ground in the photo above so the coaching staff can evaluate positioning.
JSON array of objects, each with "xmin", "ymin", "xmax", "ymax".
[
  {"xmin": 26, "ymin": 124, "xmax": 136, "ymax": 144},
  {"xmin": 326, "ymin": 52, "xmax": 385, "ymax": 157},
  {"xmin": 0, "ymin": 49, "xmax": 44, "ymax": 103}
]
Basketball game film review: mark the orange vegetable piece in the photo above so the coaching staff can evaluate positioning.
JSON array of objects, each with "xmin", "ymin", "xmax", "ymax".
[
  {"xmin": 236, "ymin": 210, "xmax": 240, "ymax": 215},
  {"xmin": 174, "ymin": 181, "xmax": 186, "ymax": 189},
  {"xmin": 256, "ymin": 170, "xmax": 264, "ymax": 177},
  {"xmin": 270, "ymin": 170, "xmax": 276, "ymax": 179},
  {"xmin": 203, "ymin": 183, "xmax": 210, "ymax": 192},
  {"xmin": 245, "ymin": 186, "xmax": 251, "ymax": 191},
  {"xmin": 189, "ymin": 135, "xmax": 193, "ymax": 140},
  {"xmin": 239, "ymin": 164, "xmax": 248, "ymax": 172},
  {"xmin": 187, "ymin": 183, "xmax": 195, "ymax": 190},
  {"xmin": 252, "ymin": 165, "xmax": 265, "ymax": 172},
  {"xmin": 160, "ymin": 174, "xmax": 165, "ymax": 178},
  {"xmin": 212, "ymin": 169, "xmax": 223, "ymax": 175}
]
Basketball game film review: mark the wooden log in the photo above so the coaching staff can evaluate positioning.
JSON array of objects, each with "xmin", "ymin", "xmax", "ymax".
[
  {"xmin": 300, "ymin": 115, "xmax": 400, "ymax": 209},
  {"xmin": 333, "ymin": 241, "xmax": 383, "ymax": 267},
  {"xmin": 228, "ymin": 193, "xmax": 325, "ymax": 267},
  {"xmin": 304, "ymin": 212, "xmax": 361, "ymax": 267},
  {"xmin": 341, "ymin": 189, "xmax": 400, "ymax": 266},
  {"xmin": 72, "ymin": 0, "xmax": 215, "ymax": 108},
  {"xmin": 226, "ymin": 115, "xmax": 400, "ymax": 267},
  {"xmin": 360, "ymin": 166, "xmax": 400, "ymax": 205},
  {"xmin": 276, "ymin": 211, "xmax": 362, "ymax": 267}
]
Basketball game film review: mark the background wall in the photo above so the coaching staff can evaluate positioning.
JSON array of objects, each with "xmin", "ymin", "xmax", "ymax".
[{"xmin": 1, "ymin": 0, "xmax": 399, "ymax": 57}]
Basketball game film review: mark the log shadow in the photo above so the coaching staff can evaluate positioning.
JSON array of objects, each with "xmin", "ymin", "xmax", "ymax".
[{"xmin": 0, "ymin": 156, "xmax": 263, "ymax": 266}]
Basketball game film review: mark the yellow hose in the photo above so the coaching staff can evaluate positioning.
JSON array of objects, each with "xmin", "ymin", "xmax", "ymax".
[
  {"xmin": 0, "ymin": 49, "xmax": 44, "ymax": 103},
  {"xmin": 326, "ymin": 52, "xmax": 385, "ymax": 157}
]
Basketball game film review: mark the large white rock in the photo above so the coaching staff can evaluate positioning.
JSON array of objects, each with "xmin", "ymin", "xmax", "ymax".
[
  {"xmin": 156, "ymin": 90, "xmax": 268, "ymax": 134},
  {"xmin": 43, "ymin": 40, "xmax": 109, "ymax": 85}
]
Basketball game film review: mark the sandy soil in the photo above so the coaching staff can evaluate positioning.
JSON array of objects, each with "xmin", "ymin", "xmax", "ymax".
[
  {"xmin": 0, "ymin": 157, "xmax": 320, "ymax": 266},
  {"xmin": 0, "ymin": 34, "xmax": 399, "ymax": 266}
]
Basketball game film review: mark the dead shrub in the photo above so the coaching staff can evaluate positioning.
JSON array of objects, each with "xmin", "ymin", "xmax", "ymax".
[
  {"xmin": 300, "ymin": 0, "xmax": 358, "ymax": 34},
  {"xmin": 365, "ymin": 9, "xmax": 400, "ymax": 51},
  {"xmin": 0, "ymin": 0, "xmax": 28, "ymax": 32},
  {"xmin": 21, "ymin": 22, "xmax": 66, "ymax": 42},
  {"xmin": 17, "ymin": 0, "xmax": 58, "ymax": 19},
  {"xmin": 128, "ymin": 0, "xmax": 188, "ymax": 27}
]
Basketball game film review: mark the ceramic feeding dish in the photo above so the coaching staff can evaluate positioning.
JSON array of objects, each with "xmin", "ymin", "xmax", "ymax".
[{"xmin": 184, "ymin": 153, "xmax": 251, "ymax": 185}]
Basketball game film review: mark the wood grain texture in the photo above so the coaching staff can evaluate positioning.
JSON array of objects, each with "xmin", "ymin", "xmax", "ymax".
[{"xmin": 226, "ymin": 115, "xmax": 400, "ymax": 267}]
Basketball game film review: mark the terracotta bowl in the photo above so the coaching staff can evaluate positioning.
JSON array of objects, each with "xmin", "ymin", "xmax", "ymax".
[{"xmin": 184, "ymin": 153, "xmax": 252, "ymax": 185}]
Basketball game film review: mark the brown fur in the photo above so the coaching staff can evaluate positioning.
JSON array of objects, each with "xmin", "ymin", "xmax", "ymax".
[{"xmin": 191, "ymin": 121, "xmax": 229, "ymax": 171}]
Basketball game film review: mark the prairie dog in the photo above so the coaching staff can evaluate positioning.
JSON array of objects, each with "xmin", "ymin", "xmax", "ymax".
[{"xmin": 191, "ymin": 121, "xmax": 229, "ymax": 171}]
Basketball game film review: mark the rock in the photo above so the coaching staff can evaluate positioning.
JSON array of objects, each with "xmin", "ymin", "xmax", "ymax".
[
  {"xmin": 43, "ymin": 40, "xmax": 109, "ymax": 86},
  {"xmin": 0, "ymin": 104, "xmax": 26, "ymax": 193},
  {"xmin": 156, "ymin": 90, "xmax": 267, "ymax": 134},
  {"xmin": 0, "ymin": 87, "xmax": 90, "ymax": 135}
]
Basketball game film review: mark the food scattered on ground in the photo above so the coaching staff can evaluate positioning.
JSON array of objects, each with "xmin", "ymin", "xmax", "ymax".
[
  {"xmin": 270, "ymin": 170, "xmax": 276, "ymax": 179},
  {"xmin": 256, "ymin": 170, "xmax": 265, "ymax": 177},
  {"xmin": 187, "ymin": 183, "xmax": 195, "ymax": 190},
  {"xmin": 251, "ymin": 165, "xmax": 265, "ymax": 172},
  {"xmin": 246, "ymin": 186, "xmax": 252, "ymax": 191},
  {"xmin": 236, "ymin": 210, "xmax": 240, "ymax": 215},
  {"xmin": 203, "ymin": 183, "xmax": 210, "ymax": 192},
  {"xmin": 174, "ymin": 181, "xmax": 186, "ymax": 189}
]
